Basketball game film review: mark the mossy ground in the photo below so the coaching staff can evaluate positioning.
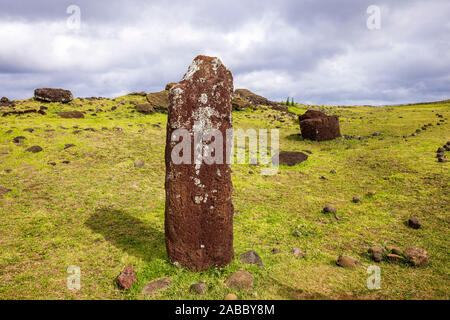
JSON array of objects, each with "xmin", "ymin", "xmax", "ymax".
[{"xmin": 0, "ymin": 96, "xmax": 448, "ymax": 299}]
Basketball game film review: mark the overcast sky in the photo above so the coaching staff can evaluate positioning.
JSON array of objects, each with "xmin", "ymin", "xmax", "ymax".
[{"xmin": 0, "ymin": 0, "xmax": 449, "ymax": 105}]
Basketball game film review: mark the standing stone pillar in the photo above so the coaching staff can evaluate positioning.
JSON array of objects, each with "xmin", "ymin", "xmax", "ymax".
[{"xmin": 164, "ymin": 55, "xmax": 234, "ymax": 271}]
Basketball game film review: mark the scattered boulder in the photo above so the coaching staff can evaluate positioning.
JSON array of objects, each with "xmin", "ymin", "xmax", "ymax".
[
  {"xmin": 135, "ymin": 103, "xmax": 155, "ymax": 114},
  {"xmin": 386, "ymin": 246, "xmax": 402, "ymax": 255},
  {"xmin": 146, "ymin": 90, "xmax": 169, "ymax": 113},
  {"xmin": 368, "ymin": 246, "xmax": 385, "ymax": 262},
  {"xmin": 117, "ymin": 265, "xmax": 137, "ymax": 290},
  {"xmin": 293, "ymin": 231, "xmax": 302, "ymax": 237},
  {"xmin": 26, "ymin": 145, "xmax": 43, "ymax": 153},
  {"xmin": 134, "ymin": 161, "xmax": 145, "ymax": 168},
  {"xmin": 408, "ymin": 217, "xmax": 421, "ymax": 229},
  {"xmin": 64, "ymin": 144, "xmax": 75, "ymax": 150},
  {"xmin": 323, "ymin": 206, "xmax": 336, "ymax": 214},
  {"xmin": 387, "ymin": 254, "xmax": 403, "ymax": 263},
  {"xmin": 13, "ymin": 136, "xmax": 26, "ymax": 143},
  {"xmin": 142, "ymin": 278, "xmax": 171, "ymax": 296},
  {"xmin": 271, "ymin": 248, "xmax": 279, "ymax": 254},
  {"xmin": 240, "ymin": 250, "xmax": 264, "ymax": 268},
  {"xmin": 57, "ymin": 111, "xmax": 84, "ymax": 119},
  {"xmin": 190, "ymin": 282, "xmax": 207, "ymax": 295},
  {"xmin": 234, "ymin": 88, "xmax": 280, "ymax": 108},
  {"xmin": 298, "ymin": 110, "xmax": 341, "ymax": 141},
  {"xmin": 224, "ymin": 270, "xmax": 254, "ymax": 290},
  {"xmin": 368, "ymin": 190, "xmax": 377, "ymax": 195},
  {"xmin": 224, "ymin": 293, "xmax": 238, "ymax": 300},
  {"xmin": 34, "ymin": 88, "xmax": 73, "ymax": 103},
  {"xmin": 292, "ymin": 248, "xmax": 305, "ymax": 257},
  {"xmin": 405, "ymin": 247, "xmax": 429, "ymax": 267},
  {"xmin": 273, "ymin": 151, "xmax": 308, "ymax": 166},
  {"xmin": 352, "ymin": 196, "xmax": 361, "ymax": 203},
  {"xmin": 336, "ymin": 255, "xmax": 359, "ymax": 268},
  {"xmin": 23, "ymin": 128, "xmax": 34, "ymax": 133},
  {"xmin": 0, "ymin": 97, "xmax": 14, "ymax": 108},
  {"xmin": 232, "ymin": 96, "xmax": 252, "ymax": 111}
]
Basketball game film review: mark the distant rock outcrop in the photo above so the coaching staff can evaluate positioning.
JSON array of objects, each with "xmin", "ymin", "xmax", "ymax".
[
  {"xmin": 299, "ymin": 110, "xmax": 341, "ymax": 141},
  {"xmin": 0, "ymin": 97, "xmax": 14, "ymax": 108},
  {"xmin": 234, "ymin": 88, "xmax": 280, "ymax": 108},
  {"xmin": 34, "ymin": 88, "xmax": 73, "ymax": 103},
  {"xmin": 146, "ymin": 90, "xmax": 169, "ymax": 113}
]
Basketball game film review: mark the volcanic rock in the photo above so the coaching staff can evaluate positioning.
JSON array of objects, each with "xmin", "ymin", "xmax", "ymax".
[
  {"xmin": 298, "ymin": 110, "xmax": 341, "ymax": 141},
  {"xmin": 26, "ymin": 145, "xmax": 43, "ymax": 153},
  {"xmin": 240, "ymin": 250, "xmax": 264, "ymax": 268},
  {"xmin": 142, "ymin": 278, "xmax": 171, "ymax": 296},
  {"xmin": 408, "ymin": 217, "xmax": 421, "ymax": 229},
  {"xmin": 405, "ymin": 247, "xmax": 429, "ymax": 267},
  {"xmin": 34, "ymin": 88, "xmax": 73, "ymax": 103},
  {"xmin": 224, "ymin": 270, "xmax": 254, "ymax": 290},
  {"xmin": 135, "ymin": 103, "xmax": 155, "ymax": 114},
  {"xmin": 336, "ymin": 255, "xmax": 359, "ymax": 268},
  {"xmin": 146, "ymin": 90, "xmax": 169, "ymax": 113},
  {"xmin": 164, "ymin": 55, "xmax": 234, "ymax": 271},
  {"xmin": 117, "ymin": 265, "xmax": 136, "ymax": 290},
  {"xmin": 273, "ymin": 151, "xmax": 308, "ymax": 166},
  {"xmin": 190, "ymin": 282, "xmax": 207, "ymax": 295}
]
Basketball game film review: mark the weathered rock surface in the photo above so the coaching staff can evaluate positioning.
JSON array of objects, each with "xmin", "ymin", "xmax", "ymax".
[
  {"xmin": 405, "ymin": 247, "xmax": 429, "ymax": 267},
  {"xmin": 142, "ymin": 278, "xmax": 171, "ymax": 296},
  {"xmin": 34, "ymin": 88, "xmax": 73, "ymax": 103},
  {"xmin": 224, "ymin": 270, "xmax": 254, "ymax": 290},
  {"xmin": 234, "ymin": 88, "xmax": 280, "ymax": 108},
  {"xmin": 26, "ymin": 145, "xmax": 43, "ymax": 153},
  {"xmin": 273, "ymin": 151, "xmax": 308, "ymax": 166},
  {"xmin": 368, "ymin": 246, "xmax": 385, "ymax": 262},
  {"xmin": 135, "ymin": 103, "xmax": 155, "ymax": 114},
  {"xmin": 146, "ymin": 90, "xmax": 169, "ymax": 113},
  {"xmin": 190, "ymin": 281, "xmax": 207, "ymax": 295},
  {"xmin": 231, "ymin": 96, "xmax": 252, "ymax": 111},
  {"xmin": 336, "ymin": 255, "xmax": 359, "ymax": 268},
  {"xmin": 57, "ymin": 111, "xmax": 84, "ymax": 119},
  {"xmin": 117, "ymin": 265, "xmax": 137, "ymax": 290},
  {"xmin": 240, "ymin": 250, "xmax": 264, "ymax": 268},
  {"xmin": 164, "ymin": 55, "xmax": 234, "ymax": 271},
  {"xmin": 299, "ymin": 110, "xmax": 341, "ymax": 141},
  {"xmin": 165, "ymin": 82, "xmax": 178, "ymax": 91},
  {"xmin": 224, "ymin": 293, "xmax": 238, "ymax": 300},
  {"xmin": 292, "ymin": 248, "xmax": 305, "ymax": 257},
  {"xmin": 408, "ymin": 217, "xmax": 421, "ymax": 229}
]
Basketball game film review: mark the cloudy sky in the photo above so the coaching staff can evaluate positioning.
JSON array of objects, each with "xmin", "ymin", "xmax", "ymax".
[{"xmin": 0, "ymin": 0, "xmax": 449, "ymax": 105}]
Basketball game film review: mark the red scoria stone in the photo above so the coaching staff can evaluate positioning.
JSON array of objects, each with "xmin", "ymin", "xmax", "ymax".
[{"xmin": 164, "ymin": 55, "xmax": 234, "ymax": 271}]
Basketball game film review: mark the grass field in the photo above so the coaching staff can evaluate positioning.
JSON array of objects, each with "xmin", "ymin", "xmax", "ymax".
[{"xmin": 0, "ymin": 96, "xmax": 449, "ymax": 299}]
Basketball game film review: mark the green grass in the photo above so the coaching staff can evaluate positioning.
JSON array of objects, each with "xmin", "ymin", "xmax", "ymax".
[{"xmin": 0, "ymin": 97, "xmax": 449, "ymax": 300}]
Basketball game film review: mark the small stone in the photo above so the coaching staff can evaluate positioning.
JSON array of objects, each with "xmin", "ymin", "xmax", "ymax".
[
  {"xmin": 224, "ymin": 293, "xmax": 238, "ymax": 300},
  {"xmin": 336, "ymin": 255, "xmax": 359, "ymax": 268},
  {"xmin": 330, "ymin": 169, "xmax": 336, "ymax": 174},
  {"xmin": 352, "ymin": 196, "xmax": 361, "ymax": 203},
  {"xmin": 292, "ymin": 248, "xmax": 305, "ymax": 257},
  {"xmin": 368, "ymin": 190, "xmax": 377, "ymax": 195},
  {"xmin": 387, "ymin": 254, "xmax": 403, "ymax": 263},
  {"xmin": 368, "ymin": 246, "xmax": 385, "ymax": 262},
  {"xmin": 190, "ymin": 282, "xmax": 207, "ymax": 295},
  {"xmin": 293, "ymin": 231, "xmax": 302, "ymax": 237},
  {"xmin": 405, "ymin": 247, "xmax": 429, "ymax": 267},
  {"xmin": 240, "ymin": 250, "xmax": 264, "ymax": 268},
  {"xmin": 134, "ymin": 160, "xmax": 145, "ymax": 168},
  {"xmin": 437, "ymin": 147, "xmax": 444, "ymax": 153},
  {"xmin": 142, "ymin": 278, "xmax": 170, "ymax": 296},
  {"xmin": 408, "ymin": 217, "xmax": 421, "ymax": 229},
  {"xmin": 323, "ymin": 206, "xmax": 336, "ymax": 214},
  {"xmin": 23, "ymin": 128, "xmax": 34, "ymax": 133},
  {"xmin": 13, "ymin": 136, "xmax": 26, "ymax": 143},
  {"xmin": 372, "ymin": 132, "xmax": 381, "ymax": 136},
  {"xmin": 117, "ymin": 265, "xmax": 136, "ymax": 290},
  {"xmin": 224, "ymin": 270, "xmax": 254, "ymax": 290},
  {"xmin": 271, "ymin": 248, "xmax": 279, "ymax": 254},
  {"xmin": 26, "ymin": 145, "xmax": 43, "ymax": 153},
  {"xmin": 386, "ymin": 246, "xmax": 402, "ymax": 255},
  {"xmin": 320, "ymin": 175, "xmax": 328, "ymax": 180}
]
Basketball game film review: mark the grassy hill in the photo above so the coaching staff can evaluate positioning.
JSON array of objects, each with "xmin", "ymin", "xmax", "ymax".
[{"xmin": 0, "ymin": 95, "xmax": 448, "ymax": 299}]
